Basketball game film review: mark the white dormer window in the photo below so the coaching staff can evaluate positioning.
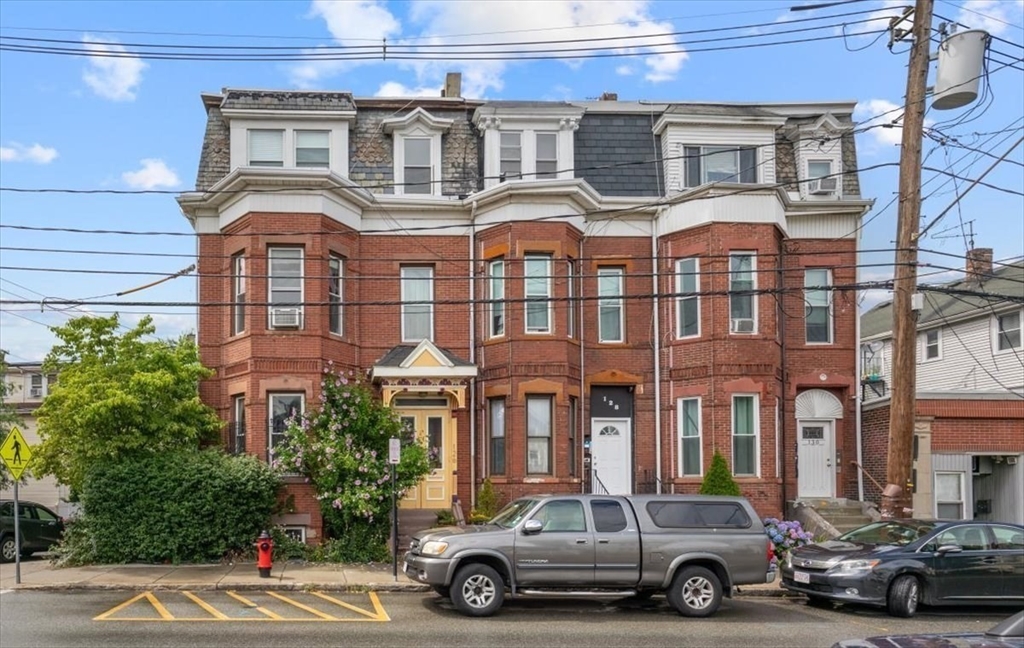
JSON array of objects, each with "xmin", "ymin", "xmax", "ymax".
[
  {"xmin": 474, "ymin": 105, "xmax": 584, "ymax": 190},
  {"xmin": 500, "ymin": 132, "xmax": 522, "ymax": 180},
  {"xmin": 295, "ymin": 131, "xmax": 329, "ymax": 168},
  {"xmin": 383, "ymin": 108, "xmax": 453, "ymax": 197},
  {"xmin": 536, "ymin": 133, "xmax": 558, "ymax": 179},
  {"xmin": 248, "ymin": 130, "xmax": 284, "ymax": 167},
  {"xmin": 684, "ymin": 146, "xmax": 757, "ymax": 186}
]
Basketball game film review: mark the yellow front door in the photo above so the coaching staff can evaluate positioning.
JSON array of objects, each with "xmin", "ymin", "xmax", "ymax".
[{"xmin": 397, "ymin": 409, "xmax": 452, "ymax": 509}]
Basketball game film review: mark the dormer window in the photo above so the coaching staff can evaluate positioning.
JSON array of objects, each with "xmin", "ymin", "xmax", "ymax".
[
  {"xmin": 500, "ymin": 132, "xmax": 522, "ymax": 180},
  {"xmin": 404, "ymin": 138, "xmax": 432, "ymax": 194},
  {"xmin": 295, "ymin": 131, "xmax": 329, "ymax": 168},
  {"xmin": 684, "ymin": 146, "xmax": 757, "ymax": 187},
  {"xmin": 474, "ymin": 104, "xmax": 584, "ymax": 190},
  {"xmin": 248, "ymin": 130, "xmax": 284, "ymax": 167},
  {"xmin": 382, "ymin": 107, "xmax": 453, "ymax": 197},
  {"xmin": 536, "ymin": 133, "xmax": 558, "ymax": 179}
]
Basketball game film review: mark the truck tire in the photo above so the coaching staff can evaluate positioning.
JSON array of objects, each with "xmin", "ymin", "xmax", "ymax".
[
  {"xmin": 667, "ymin": 566, "xmax": 723, "ymax": 617},
  {"xmin": 0, "ymin": 536, "xmax": 16, "ymax": 563},
  {"xmin": 886, "ymin": 575, "xmax": 920, "ymax": 618},
  {"xmin": 450, "ymin": 563, "xmax": 505, "ymax": 617}
]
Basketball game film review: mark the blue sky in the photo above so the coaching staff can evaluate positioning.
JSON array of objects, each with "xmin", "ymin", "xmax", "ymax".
[{"xmin": 1, "ymin": 0, "xmax": 1022, "ymax": 362}]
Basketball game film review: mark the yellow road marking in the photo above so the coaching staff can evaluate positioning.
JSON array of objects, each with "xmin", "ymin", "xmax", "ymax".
[
  {"xmin": 225, "ymin": 591, "xmax": 284, "ymax": 620},
  {"xmin": 182, "ymin": 591, "xmax": 230, "ymax": 620},
  {"xmin": 265, "ymin": 591, "xmax": 339, "ymax": 620},
  {"xmin": 308, "ymin": 591, "xmax": 389, "ymax": 621},
  {"xmin": 94, "ymin": 592, "xmax": 149, "ymax": 621}
]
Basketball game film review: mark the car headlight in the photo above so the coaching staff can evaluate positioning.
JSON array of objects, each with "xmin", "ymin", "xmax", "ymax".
[
  {"xmin": 831, "ymin": 559, "xmax": 879, "ymax": 574},
  {"xmin": 420, "ymin": 541, "xmax": 449, "ymax": 556}
]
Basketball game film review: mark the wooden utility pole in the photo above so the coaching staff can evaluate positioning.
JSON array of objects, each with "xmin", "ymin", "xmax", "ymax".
[{"xmin": 883, "ymin": 0, "xmax": 934, "ymax": 519}]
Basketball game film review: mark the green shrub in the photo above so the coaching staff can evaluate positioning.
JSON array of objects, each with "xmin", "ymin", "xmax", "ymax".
[
  {"xmin": 307, "ymin": 523, "xmax": 390, "ymax": 564},
  {"xmin": 435, "ymin": 509, "xmax": 456, "ymax": 526},
  {"xmin": 56, "ymin": 449, "xmax": 280, "ymax": 565},
  {"xmin": 475, "ymin": 478, "xmax": 500, "ymax": 519},
  {"xmin": 699, "ymin": 451, "xmax": 742, "ymax": 496}
]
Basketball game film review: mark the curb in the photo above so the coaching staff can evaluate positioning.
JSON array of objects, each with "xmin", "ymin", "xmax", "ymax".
[{"xmin": 12, "ymin": 582, "xmax": 431, "ymax": 593}]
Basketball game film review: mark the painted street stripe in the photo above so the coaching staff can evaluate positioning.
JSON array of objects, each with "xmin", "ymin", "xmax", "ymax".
[
  {"xmin": 265, "ymin": 591, "xmax": 338, "ymax": 620},
  {"xmin": 225, "ymin": 590, "xmax": 283, "ymax": 620},
  {"xmin": 94, "ymin": 592, "xmax": 172, "ymax": 621},
  {"xmin": 309, "ymin": 591, "xmax": 389, "ymax": 621},
  {"xmin": 182, "ymin": 591, "xmax": 230, "ymax": 620},
  {"xmin": 93, "ymin": 590, "xmax": 390, "ymax": 621}
]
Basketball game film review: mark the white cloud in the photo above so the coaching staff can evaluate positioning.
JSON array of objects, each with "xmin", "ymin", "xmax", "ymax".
[
  {"xmin": 81, "ymin": 34, "xmax": 147, "ymax": 101},
  {"xmin": 955, "ymin": 0, "xmax": 1024, "ymax": 36},
  {"xmin": 375, "ymin": 80, "xmax": 442, "ymax": 97},
  {"xmin": 122, "ymin": 159, "xmax": 180, "ymax": 189},
  {"xmin": 0, "ymin": 142, "xmax": 58, "ymax": 164},
  {"xmin": 853, "ymin": 98, "xmax": 934, "ymax": 151},
  {"xmin": 616, "ymin": 64, "xmax": 634, "ymax": 76}
]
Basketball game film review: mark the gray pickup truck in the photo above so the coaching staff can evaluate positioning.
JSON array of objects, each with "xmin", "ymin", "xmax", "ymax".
[{"xmin": 403, "ymin": 493, "xmax": 775, "ymax": 617}]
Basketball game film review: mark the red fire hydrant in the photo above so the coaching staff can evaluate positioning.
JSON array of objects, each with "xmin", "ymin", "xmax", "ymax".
[{"xmin": 256, "ymin": 530, "xmax": 273, "ymax": 578}]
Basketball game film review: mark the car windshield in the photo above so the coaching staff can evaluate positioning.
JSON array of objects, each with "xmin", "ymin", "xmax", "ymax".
[
  {"xmin": 838, "ymin": 521, "xmax": 938, "ymax": 546},
  {"xmin": 489, "ymin": 498, "xmax": 540, "ymax": 529}
]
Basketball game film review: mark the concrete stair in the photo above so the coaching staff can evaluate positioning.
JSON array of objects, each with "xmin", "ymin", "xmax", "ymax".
[{"xmin": 813, "ymin": 502, "xmax": 874, "ymax": 535}]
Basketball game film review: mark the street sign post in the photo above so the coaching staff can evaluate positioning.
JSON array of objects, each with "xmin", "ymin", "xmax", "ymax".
[
  {"xmin": 1, "ymin": 426, "xmax": 32, "ymax": 585},
  {"xmin": 389, "ymin": 437, "xmax": 400, "ymax": 582}
]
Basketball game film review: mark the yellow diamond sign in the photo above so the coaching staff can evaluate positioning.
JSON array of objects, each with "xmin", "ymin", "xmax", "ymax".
[{"xmin": 1, "ymin": 426, "xmax": 31, "ymax": 480}]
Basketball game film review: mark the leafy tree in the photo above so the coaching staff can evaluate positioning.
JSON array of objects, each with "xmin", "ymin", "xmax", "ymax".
[
  {"xmin": 274, "ymin": 365, "xmax": 432, "ymax": 559},
  {"xmin": 699, "ymin": 450, "xmax": 742, "ymax": 496},
  {"xmin": 0, "ymin": 353, "xmax": 26, "ymax": 490},
  {"xmin": 32, "ymin": 315, "xmax": 222, "ymax": 494}
]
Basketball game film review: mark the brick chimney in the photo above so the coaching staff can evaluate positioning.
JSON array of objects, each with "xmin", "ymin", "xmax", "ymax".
[
  {"xmin": 965, "ymin": 247, "xmax": 993, "ymax": 282},
  {"xmin": 600, "ymin": 92, "xmax": 618, "ymax": 101},
  {"xmin": 443, "ymin": 72, "xmax": 462, "ymax": 98}
]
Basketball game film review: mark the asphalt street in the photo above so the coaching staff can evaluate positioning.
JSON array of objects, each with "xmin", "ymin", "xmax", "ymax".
[{"xmin": 0, "ymin": 588, "xmax": 1016, "ymax": 648}]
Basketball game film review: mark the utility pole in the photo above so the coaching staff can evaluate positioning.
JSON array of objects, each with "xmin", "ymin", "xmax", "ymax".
[{"xmin": 882, "ymin": 0, "xmax": 934, "ymax": 519}]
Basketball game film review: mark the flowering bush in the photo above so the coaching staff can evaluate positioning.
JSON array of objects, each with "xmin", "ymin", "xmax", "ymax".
[
  {"xmin": 763, "ymin": 517, "xmax": 814, "ymax": 566},
  {"xmin": 272, "ymin": 364, "xmax": 432, "ymax": 560}
]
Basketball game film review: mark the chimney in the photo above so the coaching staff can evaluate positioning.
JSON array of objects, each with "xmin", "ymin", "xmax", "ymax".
[
  {"xmin": 599, "ymin": 92, "xmax": 618, "ymax": 101},
  {"xmin": 443, "ymin": 72, "xmax": 462, "ymax": 98},
  {"xmin": 965, "ymin": 247, "xmax": 993, "ymax": 282}
]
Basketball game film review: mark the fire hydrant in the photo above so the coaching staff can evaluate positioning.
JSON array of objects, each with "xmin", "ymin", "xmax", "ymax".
[{"xmin": 256, "ymin": 530, "xmax": 273, "ymax": 578}]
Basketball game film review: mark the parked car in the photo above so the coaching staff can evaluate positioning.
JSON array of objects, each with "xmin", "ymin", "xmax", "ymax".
[
  {"xmin": 781, "ymin": 519, "xmax": 1024, "ymax": 617},
  {"xmin": 403, "ymin": 494, "xmax": 775, "ymax": 618},
  {"xmin": 831, "ymin": 610, "xmax": 1024, "ymax": 647},
  {"xmin": 0, "ymin": 500, "xmax": 65, "ymax": 562}
]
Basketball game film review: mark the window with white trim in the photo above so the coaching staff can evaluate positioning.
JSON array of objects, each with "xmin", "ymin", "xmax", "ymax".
[
  {"xmin": 996, "ymin": 310, "xmax": 1022, "ymax": 352},
  {"xmin": 567, "ymin": 259, "xmax": 576, "ymax": 339},
  {"xmin": 808, "ymin": 160, "xmax": 832, "ymax": 180},
  {"xmin": 527, "ymin": 395, "xmax": 552, "ymax": 474},
  {"xmin": 684, "ymin": 145, "xmax": 757, "ymax": 186},
  {"xmin": 568, "ymin": 396, "xmax": 578, "ymax": 477},
  {"xmin": 295, "ymin": 130, "xmax": 329, "ymax": 168},
  {"xmin": 489, "ymin": 398, "xmax": 505, "ymax": 475},
  {"xmin": 403, "ymin": 138, "xmax": 432, "ymax": 194},
  {"xmin": 598, "ymin": 267, "xmax": 624, "ymax": 343},
  {"xmin": 500, "ymin": 132, "xmax": 522, "ymax": 180},
  {"xmin": 525, "ymin": 254, "xmax": 552, "ymax": 334},
  {"xmin": 231, "ymin": 252, "xmax": 246, "ymax": 336},
  {"xmin": 804, "ymin": 268, "xmax": 832, "ymax": 344},
  {"xmin": 923, "ymin": 329, "xmax": 941, "ymax": 361},
  {"xmin": 935, "ymin": 472, "xmax": 964, "ymax": 519},
  {"xmin": 268, "ymin": 247, "xmax": 303, "ymax": 329},
  {"xmin": 729, "ymin": 253, "xmax": 756, "ymax": 334},
  {"xmin": 269, "ymin": 393, "xmax": 303, "ymax": 464},
  {"xmin": 231, "ymin": 395, "xmax": 246, "ymax": 455},
  {"xmin": 248, "ymin": 129, "xmax": 284, "ymax": 167},
  {"xmin": 732, "ymin": 395, "xmax": 759, "ymax": 476},
  {"xmin": 678, "ymin": 398, "xmax": 702, "ymax": 477},
  {"xmin": 488, "ymin": 259, "xmax": 504, "ymax": 338},
  {"xmin": 536, "ymin": 133, "xmax": 558, "ymax": 179},
  {"xmin": 676, "ymin": 258, "xmax": 699, "ymax": 338},
  {"xmin": 328, "ymin": 255, "xmax": 343, "ymax": 336},
  {"xmin": 401, "ymin": 266, "xmax": 434, "ymax": 342}
]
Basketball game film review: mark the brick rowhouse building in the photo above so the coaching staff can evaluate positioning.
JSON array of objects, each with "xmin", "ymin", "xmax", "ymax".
[{"xmin": 177, "ymin": 76, "xmax": 874, "ymax": 542}]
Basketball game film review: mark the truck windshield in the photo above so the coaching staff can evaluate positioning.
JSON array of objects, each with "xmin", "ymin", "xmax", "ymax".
[{"xmin": 489, "ymin": 498, "xmax": 540, "ymax": 528}]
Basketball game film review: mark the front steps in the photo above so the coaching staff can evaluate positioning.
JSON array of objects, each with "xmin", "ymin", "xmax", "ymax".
[{"xmin": 789, "ymin": 499, "xmax": 878, "ymax": 539}]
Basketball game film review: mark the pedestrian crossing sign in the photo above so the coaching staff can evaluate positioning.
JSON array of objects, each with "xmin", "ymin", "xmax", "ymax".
[{"xmin": 0, "ymin": 426, "xmax": 31, "ymax": 480}]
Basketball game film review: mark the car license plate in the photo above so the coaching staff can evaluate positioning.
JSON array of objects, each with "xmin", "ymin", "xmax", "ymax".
[{"xmin": 794, "ymin": 571, "xmax": 810, "ymax": 584}]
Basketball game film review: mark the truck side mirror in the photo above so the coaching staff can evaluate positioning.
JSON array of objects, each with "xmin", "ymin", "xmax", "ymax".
[{"xmin": 522, "ymin": 520, "xmax": 543, "ymax": 535}]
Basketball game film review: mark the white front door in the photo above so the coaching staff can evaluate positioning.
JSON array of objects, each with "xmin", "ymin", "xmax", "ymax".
[
  {"xmin": 798, "ymin": 420, "xmax": 835, "ymax": 498},
  {"xmin": 590, "ymin": 418, "xmax": 631, "ymax": 495}
]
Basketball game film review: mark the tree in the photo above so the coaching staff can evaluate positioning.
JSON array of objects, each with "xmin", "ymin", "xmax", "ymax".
[
  {"xmin": 32, "ymin": 315, "xmax": 222, "ymax": 494},
  {"xmin": 0, "ymin": 353, "xmax": 25, "ymax": 491},
  {"xmin": 699, "ymin": 450, "xmax": 742, "ymax": 496}
]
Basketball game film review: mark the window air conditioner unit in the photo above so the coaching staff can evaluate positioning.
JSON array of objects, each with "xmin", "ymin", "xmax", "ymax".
[
  {"xmin": 731, "ymin": 318, "xmax": 755, "ymax": 334},
  {"xmin": 808, "ymin": 177, "xmax": 838, "ymax": 195},
  {"xmin": 30, "ymin": 387, "xmax": 42, "ymax": 398},
  {"xmin": 1007, "ymin": 456, "xmax": 1020, "ymax": 465},
  {"xmin": 270, "ymin": 308, "xmax": 301, "ymax": 329}
]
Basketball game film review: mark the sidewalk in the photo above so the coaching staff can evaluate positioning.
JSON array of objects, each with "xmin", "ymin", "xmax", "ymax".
[{"xmin": 1, "ymin": 559, "xmax": 790, "ymax": 597}]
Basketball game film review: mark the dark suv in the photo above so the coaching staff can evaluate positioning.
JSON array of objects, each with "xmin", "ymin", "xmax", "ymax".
[{"xmin": 0, "ymin": 500, "xmax": 65, "ymax": 562}]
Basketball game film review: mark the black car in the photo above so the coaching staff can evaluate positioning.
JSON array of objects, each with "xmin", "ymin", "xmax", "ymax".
[
  {"xmin": 0, "ymin": 500, "xmax": 65, "ymax": 562},
  {"xmin": 831, "ymin": 610, "xmax": 1024, "ymax": 647},
  {"xmin": 781, "ymin": 519, "xmax": 1024, "ymax": 617}
]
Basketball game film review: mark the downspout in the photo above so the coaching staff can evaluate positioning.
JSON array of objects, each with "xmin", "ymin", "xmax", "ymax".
[
  {"xmin": 469, "ymin": 200, "xmax": 478, "ymax": 508},
  {"xmin": 579, "ymin": 236, "xmax": 586, "ymax": 494},
  {"xmin": 652, "ymin": 208, "xmax": 665, "ymax": 493},
  {"xmin": 779, "ymin": 244, "xmax": 788, "ymax": 512},
  {"xmin": 855, "ymin": 243, "xmax": 865, "ymax": 502}
]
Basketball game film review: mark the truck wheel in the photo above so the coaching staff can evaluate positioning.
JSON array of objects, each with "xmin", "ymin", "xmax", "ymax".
[
  {"xmin": 431, "ymin": 585, "xmax": 451, "ymax": 599},
  {"xmin": 0, "ymin": 536, "xmax": 16, "ymax": 563},
  {"xmin": 450, "ymin": 564, "xmax": 505, "ymax": 617},
  {"xmin": 667, "ymin": 566, "xmax": 723, "ymax": 617},
  {"xmin": 887, "ymin": 575, "xmax": 920, "ymax": 618}
]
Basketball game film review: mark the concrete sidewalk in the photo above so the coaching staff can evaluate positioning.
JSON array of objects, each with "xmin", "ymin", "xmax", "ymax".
[{"xmin": 1, "ymin": 559, "xmax": 790, "ymax": 597}]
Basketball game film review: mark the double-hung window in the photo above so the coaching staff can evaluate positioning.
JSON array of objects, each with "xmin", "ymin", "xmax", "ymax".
[
  {"xmin": 488, "ymin": 259, "xmax": 505, "ymax": 338},
  {"xmin": 525, "ymin": 254, "xmax": 552, "ymax": 333},
  {"xmin": 248, "ymin": 130, "xmax": 284, "ymax": 167},
  {"xmin": 729, "ymin": 253, "xmax": 756, "ymax": 334},
  {"xmin": 404, "ymin": 138, "xmax": 432, "ymax": 194},
  {"xmin": 269, "ymin": 393, "xmax": 303, "ymax": 464},
  {"xmin": 935, "ymin": 472, "xmax": 964, "ymax": 519},
  {"xmin": 489, "ymin": 398, "xmax": 505, "ymax": 475},
  {"xmin": 295, "ymin": 130, "xmax": 329, "ymax": 168},
  {"xmin": 401, "ymin": 266, "xmax": 434, "ymax": 342},
  {"xmin": 676, "ymin": 258, "xmax": 699, "ymax": 338},
  {"xmin": 679, "ymin": 398, "xmax": 701, "ymax": 477},
  {"xmin": 732, "ymin": 395, "xmax": 758, "ymax": 476},
  {"xmin": 598, "ymin": 268, "xmax": 624, "ymax": 343},
  {"xmin": 231, "ymin": 252, "xmax": 246, "ymax": 336},
  {"xmin": 804, "ymin": 269, "xmax": 832, "ymax": 344},
  {"xmin": 500, "ymin": 132, "xmax": 522, "ymax": 180},
  {"xmin": 567, "ymin": 259, "xmax": 576, "ymax": 338},
  {"xmin": 996, "ymin": 310, "xmax": 1022, "ymax": 352},
  {"xmin": 684, "ymin": 145, "xmax": 757, "ymax": 186},
  {"xmin": 568, "ymin": 396, "xmax": 578, "ymax": 477},
  {"xmin": 231, "ymin": 395, "xmax": 246, "ymax": 455},
  {"xmin": 527, "ymin": 395, "xmax": 553, "ymax": 474},
  {"xmin": 536, "ymin": 133, "xmax": 558, "ymax": 179},
  {"xmin": 268, "ymin": 248, "xmax": 303, "ymax": 329},
  {"xmin": 923, "ymin": 329, "xmax": 941, "ymax": 361},
  {"xmin": 328, "ymin": 255, "xmax": 343, "ymax": 336}
]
